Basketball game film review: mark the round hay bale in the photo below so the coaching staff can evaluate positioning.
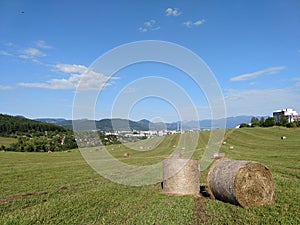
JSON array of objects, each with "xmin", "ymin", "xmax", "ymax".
[
  {"xmin": 229, "ymin": 146, "xmax": 234, "ymax": 150},
  {"xmin": 123, "ymin": 153, "xmax": 130, "ymax": 158},
  {"xmin": 207, "ymin": 159, "xmax": 274, "ymax": 208},
  {"xmin": 162, "ymin": 158, "xmax": 200, "ymax": 196},
  {"xmin": 213, "ymin": 152, "xmax": 226, "ymax": 159}
]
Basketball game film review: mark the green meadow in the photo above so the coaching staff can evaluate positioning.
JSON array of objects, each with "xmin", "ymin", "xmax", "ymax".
[
  {"xmin": 0, "ymin": 127, "xmax": 299, "ymax": 224},
  {"xmin": 0, "ymin": 137, "xmax": 17, "ymax": 148}
]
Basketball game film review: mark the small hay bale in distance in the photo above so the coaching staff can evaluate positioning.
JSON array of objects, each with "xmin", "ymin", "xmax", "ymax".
[
  {"xmin": 162, "ymin": 157, "xmax": 200, "ymax": 196},
  {"xmin": 123, "ymin": 153, "xmax": 130, "ymax": 158},
  {"xmin": 207, "ymin": 159, "xmax": 274, "ymax": 208},
  {"xmin": 229, "ymin": 146, "xmax": 234, "ymax": 150},
  {"xmin": 213, "ymin": 152, "xmax": 226, "ymax": 159}
]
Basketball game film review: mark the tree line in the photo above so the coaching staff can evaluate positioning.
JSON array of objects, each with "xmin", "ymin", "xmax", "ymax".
[
  {"xmin": 0, "ymin": 114, "xmax": 65, "ymax": 135},
  {"xmin": 2, "ymin": 131, "xmax": 78, "ymax": 152},
  {"xmin": 0, "ymin": 114, "xmax": 77, "ymax": 152},
  {"xmin": 239, "ymin": 116, "xmax": 299, "ymax": 128}
]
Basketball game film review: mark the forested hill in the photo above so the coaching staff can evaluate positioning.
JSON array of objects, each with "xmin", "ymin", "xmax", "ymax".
[{"xmin": 0, "ymin": 114, "xmax": 66, "ymax": 135}]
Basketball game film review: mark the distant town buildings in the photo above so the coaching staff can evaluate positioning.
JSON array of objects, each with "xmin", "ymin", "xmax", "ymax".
[{"xmin": 273, "ymin": 108, "xmax": 299, "ymax": 123}]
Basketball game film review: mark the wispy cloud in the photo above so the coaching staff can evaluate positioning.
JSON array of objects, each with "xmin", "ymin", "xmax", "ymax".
[
  {"xmin": 34, "ymin": 40, "xmax": 52, "ymax": 49},
  {"xmin": 55, "ymin": 64, "xmax": 87, "ymax": 73},
  {"xmin": 183, "ymin": 19, "xmax": 205, "ymax": 28},
  {"xmin": 19, "ymin": 47, "xmax": 46, "ymax": 59},
  {"xmin": 0, "ymin": 50, "xmax": 13, "ymax": 56},
  {"xmin": 18, "ymin": 64, "xmax": 117, "ymax": 90},
  {"xmin": 0, "ymin": 40, "xmax": 50, "ymax": 62},
  {"xmin": 165, "ymin": 7, "xmax": 182, "ymax": 17},
  {"xmin": 139, "ymin": 20, "xmax": 160, "ymax": 32},
  {"xmin": 225, "ymin": 87, "xmax": 300, "ymax": 116},
  {"xmin": 0, "ymin": 85, "xmax": 14, "ymax": 90},
  {"xmin": 230, "ymin": 66, "xmax": 285, "ymax": 82}
]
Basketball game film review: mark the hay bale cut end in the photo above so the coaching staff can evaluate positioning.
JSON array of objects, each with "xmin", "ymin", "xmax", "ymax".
[
  {"xmin": 162, "ymin": 158, "xmax": 200, "ymax": 196},
  {"xmin": 207, "ymin": 159, "xmax": 274, "ymax": 208}
]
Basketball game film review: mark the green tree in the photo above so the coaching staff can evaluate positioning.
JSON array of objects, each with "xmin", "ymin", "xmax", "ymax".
[
  {"xmin": 279, "ymin": 114, "xmax": 288, "ymax": 126},
  {"xmin": 251, "ymin": 117, "xmax": 260, "ymax": 127},
  {"xmin": 259, "ymin": 117, "xmax": 265, "ymax": 127},
  {"xmin": 286, "ymin": 122, "xmax": 297, "ymax": 128},
  {"xmin": 239, "ymin": 123, "xmax": 250, "ymax": 128},
  {"xmin": 263, "ymin": 117, "xmax": 276, "ymax": 127}
]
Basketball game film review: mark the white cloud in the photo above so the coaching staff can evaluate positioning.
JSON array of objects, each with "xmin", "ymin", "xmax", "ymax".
[
  {"xmin": 0, "ymin": 85, "xmax": 14, "ymax": 90},
  {"xmin": 0, "ymin": 50, "xmax": 12, "ymax": 56},
  {"xmin": 193, "ymin": 20, "xmax": 205, "ymax": 26},
  {"xmin": 138, "ymin": 27, "xmax": 148, "ymax": 33},
  {"xmin": 55, "ymin": 64, "xmax": 87, "ymax": 74},
  {"xmin": 0, "ymin": 41, "xmax": 50, "ymax": 62},
  {"xmin": 18, "ymin": 64, "xmax": 116, "ymax": 90},
  {"xmin": 225, "ymin": 88, "xmax": 300, "ymax": 116},
  {"xmin": 183, "ymin": 19, "xmax": 205, "ymax": 28},
  {"xmin": 34, "ymin": 40, "xmax": 52, "ymax": 49},
  {"xmin": 139, "ymin": 20, "xmax": 160, "ymax": 32},
  {"xmin": 165, "ymin": 8, "xmax": 182, "ymax": 17},
  {"xmin": 230, "ymin": 66, "xmax": 285, "ymax": 82},
  {"xmin": 19, "ymin": 47, "xmax": 46, "ymax": 59},
  {"xmin": 144, "ymin": 20, "xmax": 156, "ymax": 27}
]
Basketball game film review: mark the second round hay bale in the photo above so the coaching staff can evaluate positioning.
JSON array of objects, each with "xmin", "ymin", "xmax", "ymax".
[
  {"xmin": 162, "ymin": 158, "xmax": 200, "ymax": 196},
  {"xmin": 207, "ymin": 159, "xmax": 274, "ymax": 208}
]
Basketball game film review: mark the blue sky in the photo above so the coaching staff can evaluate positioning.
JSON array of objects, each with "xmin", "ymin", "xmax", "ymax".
[{"xmin": 0, "ymin": 0, "xmax": 300, "ymax": 122}]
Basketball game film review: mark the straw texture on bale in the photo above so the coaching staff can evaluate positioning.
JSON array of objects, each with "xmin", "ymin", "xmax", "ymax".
[
  {"xmin": 207, "ymin": 159, "xmax": 274, "ymax": 208},
  {"xmin": 162, "ymin": 158, "xmax": 200, "ymax": 196}
]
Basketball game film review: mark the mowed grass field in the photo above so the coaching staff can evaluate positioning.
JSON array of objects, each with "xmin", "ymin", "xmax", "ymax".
[{"xmin": 0, "ymin": 127, "xmax": 299, "ymax": 224}]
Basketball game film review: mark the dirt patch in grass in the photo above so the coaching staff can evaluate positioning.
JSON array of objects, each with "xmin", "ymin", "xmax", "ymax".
[
  {"xmin": 0, "ymin": 190, "xmax": 49, "ymax": 205},
  {"xmin": 0, "ymin": 178, "xmax": 99, "ymax": 205},
  {"xmin": 192, "ymin": 195, "xmax": 210, "ymax": 224}
]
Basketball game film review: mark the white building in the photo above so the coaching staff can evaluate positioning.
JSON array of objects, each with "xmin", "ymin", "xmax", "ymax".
[{"xmin": 273, "ymin": 108, "xmax": 298, "ymax": 123}]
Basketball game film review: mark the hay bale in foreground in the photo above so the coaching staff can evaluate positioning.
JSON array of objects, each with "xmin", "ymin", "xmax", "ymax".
[
  {"xmin": 162, "ymin": 158, "xmax": 200, "ymax": 196},
  {"xmin": 207, "ymin": 159, "xmax": 274, "ymax": 208}
]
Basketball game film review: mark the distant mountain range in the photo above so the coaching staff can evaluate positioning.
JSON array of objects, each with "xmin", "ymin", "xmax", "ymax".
[{"xmin": 36, "ymin": 115, "xmax": 261, "ymax": 131}]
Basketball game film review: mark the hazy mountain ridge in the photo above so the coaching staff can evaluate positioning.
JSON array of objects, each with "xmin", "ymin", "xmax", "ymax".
[{"xmin": 35, "ymin": 115, "xmax": 260, "ymax": 131}]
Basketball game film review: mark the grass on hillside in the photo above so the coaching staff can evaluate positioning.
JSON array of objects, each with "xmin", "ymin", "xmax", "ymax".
[
  {"xmin": 0, "ymin": 127, "xmax": 299, "ymax": 224},
  {"xmin": 0, "ymin": 137, "xmax": 17, "ymax": 147}
]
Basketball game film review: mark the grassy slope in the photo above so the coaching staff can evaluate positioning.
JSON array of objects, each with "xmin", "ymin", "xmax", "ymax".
[
  {"xmin": 0, "ymin": 137, "xmax": 17, "ymax": 147},
  {"xmin": 0, "ymin": 127, "xmax": 299, "ymax": 224}
]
